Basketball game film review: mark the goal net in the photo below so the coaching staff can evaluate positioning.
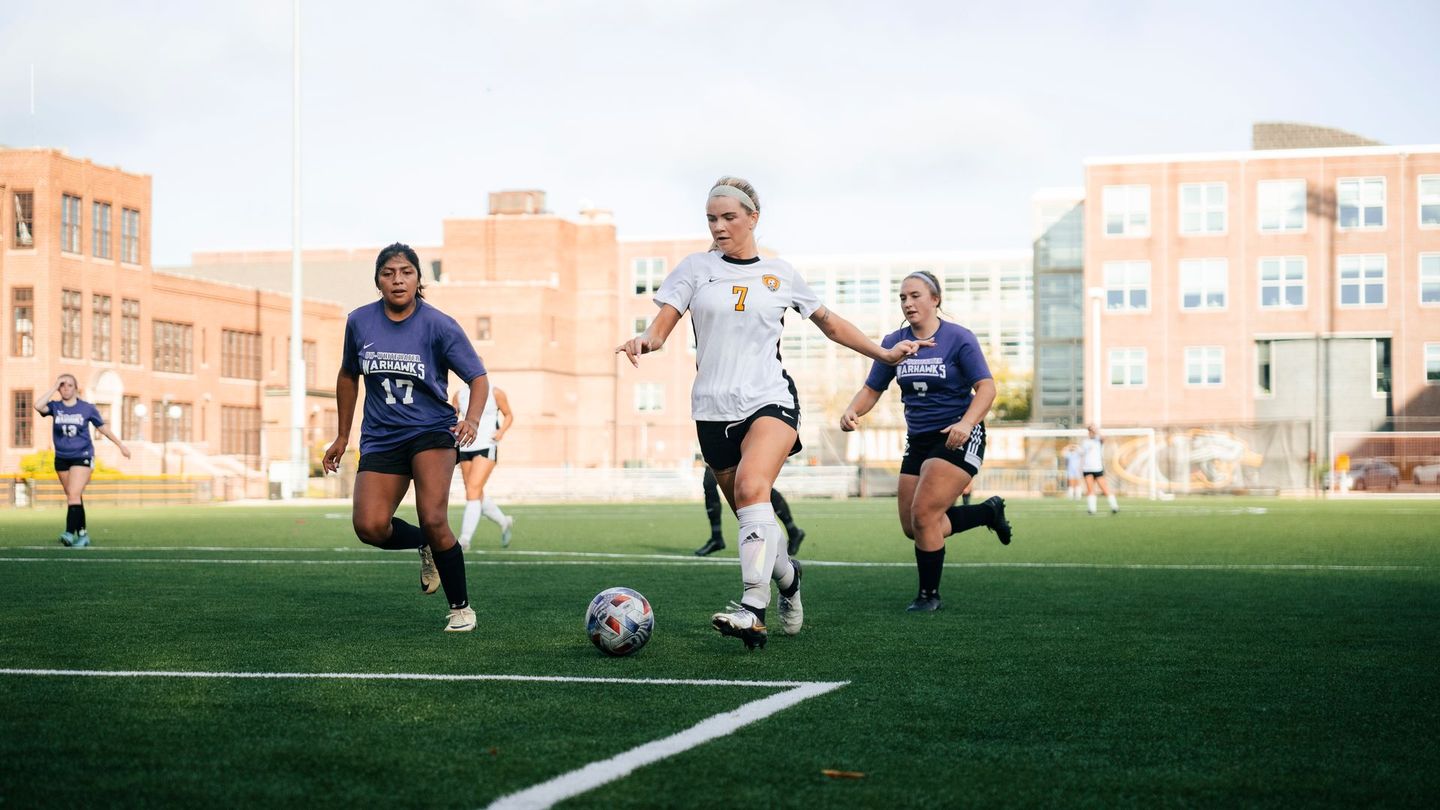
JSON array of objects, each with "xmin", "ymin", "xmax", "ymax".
[
  {"xmin": 1017, "ymin": 428, "xmax": 1159, "ymax": 500},
  {"xmin": 1327, "ymin": 431, "xmax": 1440, "ymax": 495}
]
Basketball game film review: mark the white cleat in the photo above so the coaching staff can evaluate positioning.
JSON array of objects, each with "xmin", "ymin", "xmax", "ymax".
[
  {"xmin": 445, "ymin": 606, "xmax": 477, "ymax": 632},
  {"xmin": 500, "ymin": 515, "xmax": 515, "ymax": 548},
  {"xmin": 711, "ymin": 602, "xmax": 767, "ymax": 650},
  {"xmin": 419, "ymin": 546, "xmax": 441, "ymax": 595},
  {"xmin": 777, "ymin": 559, "xmax": 804, "ymax": 636}
]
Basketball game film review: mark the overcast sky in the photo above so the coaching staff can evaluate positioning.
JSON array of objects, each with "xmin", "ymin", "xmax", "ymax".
[{"xmin": 3, "ymin": 0, "xmax": 1437, "ymax": 266}]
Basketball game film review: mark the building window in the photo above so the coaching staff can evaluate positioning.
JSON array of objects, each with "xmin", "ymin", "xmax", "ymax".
[
  {"xmin": 475, "ymin": 316, "xmax": 491, "ymax": 341},
  {"xmin": 153, "ymin": 320, "xmax": 195, "ymax": 374},
  {"xmin": 121, "ymin": 208, "xmax": 141, "ymax": 263},
  {"xmin": 1426, "ymin": 344, "xmax": 1440, "ymax": 384},
  {"xmin": 221, "ymin": 406, "xmax": 262, "ymax": 457},
  {"xmin": 1373, "ymin": 339, "xmax": 1391, "ymax": 397},
  {"xmin": 61, "ymin": 289, "xmax": 83, "ymax": 358},
  {"xmin": 222, "ymin": 329, "xmax": 262, "ymax": 380},
  {"xmin": 1421, "ymin": 254, "xmax": 1440, "ymax": 305},
  {"xmin": 1179, "ymin": 258, "xmax": 1228, "ymax": 310},
  {"xmin": 1180, "ymin": 182, "xmax": 1226, "ymax": 234},
  {"xmin": 13, "ymin": 390, "xmax": 34, "ymax": 447},
  {"xmin": 61, "ymin": 194, "xmax": 82, "ymax": 253},
  {"xmin": 151, "ymin": 400, "xmax": 194, "ymax": 442},
  {"xmin": 92, "ymin": 294, "xmax": 112, "ymax": 361},
  {"xmin": 1102, "ymin": 260, "xmax": 1149, "ymax": 312},
  {"xmin": 121, "ymin": 395, "xmax": 141, "ymax": 441},
  {"xmin": 1421, "ymin": 176, "xmax": 1440, "ymax": 227},
  {"xmin": 1337, "ymin": 177, "xmax": 1385, "ymax": 230},
  {"xmin": 632, "ymin": 257, "xmax": 665, "ymax": 295},
  {"xmin": 1037, "ymin": 274, "xmax": 1082, "ymax": 339},
  {"xmin": 1257, "ymin": 180, "xmax": 1306, "ymax": 233},
  {"xmin": 1185, "ymin": 346, "xmax": 1224, "ymax": 387},
  {"xmin": 92, "ymin": 201, "xmax": 112, "ymax": 259},
  {"xmin": 1256, "ymin": 340, "xmax": 1273, "ymax": 397},
  {"xmin": 1338, "ymin": 255, "xmax": 1386, "ymax": 307},
  {"xmin": 286, "ymin": 338, "xmax": 318, "ymax": 388},
  {"xmin": 1108, "ymin": 348, "xmax": 1146, "ymax": 387},
  {"xmin": 1102, "ymin": 185, "xmax": 1150, "ymax": 237},
  {"xmin": 633, "ymin": 382, "xmax": 663, "ymax": 412},
  {"xmin": 12, "ymin": 287, "xmax": 35, "ymax": 357},
  {"xmin": 1259, "ymin": 257, "xmax": 1306, "ymax": 309},
  {"xmin": 120, "ymin": 298, "xmax": 141, "ymax": 364},
  {"xmin": 13, "ymin": 191, "xmax": 35, "ymax": 247}
]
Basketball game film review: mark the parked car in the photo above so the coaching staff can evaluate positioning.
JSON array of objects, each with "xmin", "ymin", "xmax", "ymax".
[
  {"xmin": 1413, "ymin": 462, "xmax": 1440, "ymax": 486},
  {"xmin": 1351, "ymin": 460, "xmax": 1400, "ymax": 490}
]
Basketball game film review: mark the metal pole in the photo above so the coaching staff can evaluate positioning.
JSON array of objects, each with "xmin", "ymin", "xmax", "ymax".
[
  {"xmin": 288, "ymin": 0, "xmax": 306, "ymax": 497},
  {"xmin": 1087, "ymin": 288, "xmax": 1104, "ymax": 427}
]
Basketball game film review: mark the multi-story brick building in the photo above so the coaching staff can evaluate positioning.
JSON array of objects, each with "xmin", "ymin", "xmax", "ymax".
[{"xmin": 1, "ymin": 148, "xmax": 346, "ymax": 484}]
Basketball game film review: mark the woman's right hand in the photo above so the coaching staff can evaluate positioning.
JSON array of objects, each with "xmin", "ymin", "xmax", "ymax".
[
  {"xmin": 840, "ymin": 408, "xmax": 861, "ymax": 432},
  {"xmin": 322, "ymin": 436, "xmax": 347, "ymax": 474},
  {"xmin": 615, "ymin": 336, "xmax": 649, "ymax": 368}
]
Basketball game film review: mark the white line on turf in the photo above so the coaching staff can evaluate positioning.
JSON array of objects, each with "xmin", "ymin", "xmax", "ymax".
[
  {"xmin": 0, "ymin": 668, "xmax": 828, "ymax": 689},
  {"xmin": 484, "ymin": 680, "xmax": 848, "ymax": 810},
  {"xmin": 0, "ymin": 556, "xmax": 1427, "ymax": 572}
]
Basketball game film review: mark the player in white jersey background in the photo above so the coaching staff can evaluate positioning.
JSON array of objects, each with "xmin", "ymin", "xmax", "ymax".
[
  {"xmin": 617, "ymin": 176, "xmax": 930, "ymax": 650},
  {"xmin": 1081, "ymin": 425, "xmax": 1120, "ymax": 514},
  {"xmin": 452, "ymin": 384, "xmax": 515, "ymax": 549}
]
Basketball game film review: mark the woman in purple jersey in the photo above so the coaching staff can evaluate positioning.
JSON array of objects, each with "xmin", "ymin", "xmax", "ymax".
[
  {"xmin": 841, "ymin": 271, "xmax": 1012, "ymax": 612},
  {"xmin": 617, "ymin": 176, "xmax": 929, "ymax": 649},
  {"xmin": 34, "ymin": 374, "xmax": 130, "ymax": 547},
  {"xmin": 322, "ymin": 243, "xmax": 489, "ymax": 633}
]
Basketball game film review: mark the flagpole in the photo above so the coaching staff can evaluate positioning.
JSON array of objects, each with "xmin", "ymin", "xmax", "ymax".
[{"xmin": 288, "ymin": 0, "xmax": 307, "ymax": 497}]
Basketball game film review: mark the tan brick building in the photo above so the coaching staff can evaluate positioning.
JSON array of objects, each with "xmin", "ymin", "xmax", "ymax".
[{"xmin": 1, "ymin": 148, "xmax": 346, "ymax": 487}]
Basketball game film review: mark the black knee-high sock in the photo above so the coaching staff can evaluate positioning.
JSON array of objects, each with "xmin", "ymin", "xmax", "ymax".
[
  {"xmin": 703, "ymin": 469, "xmax": 723, "ymax": 541},
  {"xmin": 380, "ymin": 518, "xmax": 427, "ymax": 550},
  {"xmin": 433, "ymin": 544, "xmax": 469, "ymax": 610},
  {"xmin": 915, "ymin": 546, "xmax": 946, "ymax": 594},
  {"xmin": 944, "ymin": 504, "xmax": 991, "ymax": 536},
  {"xmin": 770, "ymin": 489, "xmax": 799, "ymax": 535},
  {"xmin": 65, "ymin": 505, "xmax": 83, "ymax": 534},
  {"xmin": 77, "ymin": 503, "xmax": 86, "ymax": 533}
]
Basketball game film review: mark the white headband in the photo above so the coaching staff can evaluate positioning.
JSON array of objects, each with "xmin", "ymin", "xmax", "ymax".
[
  {"xmin": 708, "ymin": 184, "xmax": 756, "ymax": 212},
  {"xmin": 904, "ymin": 272, "xmax": 940, "ymax": 295}
]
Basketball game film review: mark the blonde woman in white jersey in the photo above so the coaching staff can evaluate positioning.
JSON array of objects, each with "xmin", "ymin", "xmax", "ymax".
[
  {"xmin": 1081, "ymin": 424, "xmax": 1119, "ymax": 514},
  {"xmin": 452, "ymin": 384, "xmax": 515, "ymax": 548},
  {"xmin": 617, "ymin": 176, "xmax": 930, "ymax": 650}
]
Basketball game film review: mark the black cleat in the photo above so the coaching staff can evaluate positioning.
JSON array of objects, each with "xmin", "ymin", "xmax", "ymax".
[
  {"xmin": 786, "ymin": 528, "xmax": 806, "ymax": 557},
  {"xmin": 906, "ymin": 592, "xmax": 944, "ymax": 612},
  {"xmin": 694, "ymin": 537, "xmax": 726, "ymax": 556},
  {"xmin": 984, "ymin": 496, "xmax": 1012, "ymax": 545}
]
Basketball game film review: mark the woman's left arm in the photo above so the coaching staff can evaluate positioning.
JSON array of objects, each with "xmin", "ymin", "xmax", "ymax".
[
  {"xmin": 95, "ymin": 424, "xmax": 131, "ymax": 459},
  {"xmin": 942, "ymin": 379, "xmax": 997, "ymax": 450}
]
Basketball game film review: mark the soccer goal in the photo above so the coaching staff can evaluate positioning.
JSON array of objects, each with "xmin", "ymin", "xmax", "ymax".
[
  {"xmin": 1019, "ymin": 428, "xmax": 1159, "ymax": 500},
  {"xmin": 1327, "ymin": 431, "xmax": 1440, "ymax": 495}
]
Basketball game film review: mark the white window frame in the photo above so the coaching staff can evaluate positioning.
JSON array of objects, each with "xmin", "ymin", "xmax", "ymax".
[
  {"xmin": 632, "ymin": 257, "xmax": 665, "ymax": 296},
  {"xmin": 1258, "ymin": 256, "xmax": 1306, "ymax": 310},
  {"xmin": 1102, "ymin": 260, "xmax": 1150, "ymax": 313},
  {"xmin": 1426, "ymin": 343, "xmax": 1440, "ymax": 385},
  {"xmin": 1337, "ymin": 254, "xmax": 1386, "ymax": 308},
  {"xmin": 1337, "ymin": 177, "xmax": 1386, "ymax": 231},
  {"xmin": 1421, "ymin": 253, "xmax": 1440, "ymax": 307},
  {"xmin": 1107, "ymin": 348, "xmax": 1146, "ymax": 388},
  {"xmin": 1255, "ymin": 340, "xmax": 1274, "ymax": 399},
  {"xmin": 1179, "ymin": 258, "xmax": 1228, "ymax": 311},
  {"xmin": 1418, "ymin": 175, "xmax": 1440, "ymax": 229},
  {"xmin": 1257, "ymin": 179, "xmax": 1307, "ymax": 233},
  {"xmin": 1179, "ymin": 182, "xmax": 1226, "ymax": 235},
  {"xmin": 1102, "ymin": 185, "xmax": 1150, "ymax": 238},
  {"xmin": 633, "ymin": 382, "xmax": 664, "ymax": 413},
  {"xmin": 1184, "ymin": 346, "xmax": 1225, "ymax": 388}
]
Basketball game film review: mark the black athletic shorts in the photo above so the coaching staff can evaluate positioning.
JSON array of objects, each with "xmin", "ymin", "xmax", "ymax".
[
  {"xmin": 1084, "ymin": 468, "xmax": 1105, "ymax": 479},
  {"xmin": 358, "ymin": 430, "xmax": 458, "ymax": 476},
  {"xmin": 458, "ymin": 446, "xmax": 496, "ymax": 463},
  {"xmin": 696, "ymin": 403, "xmax": 801, "ymax": 472},
  {"xmin": 900, "ymin": 423, "xmax": 987, "ymax": 477},
  {"xmin": 54, "ymin": 456, "xmax": 93, "ymax": 472}
]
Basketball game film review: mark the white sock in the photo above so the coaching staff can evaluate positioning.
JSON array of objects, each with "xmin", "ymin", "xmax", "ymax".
[
  {"xmin": 1087, "ymin": 494, "xmax": 1097, "ymax": 514},
  {"xmin": 736, "ymin": 502, "xmax": 781, "ymax": 611},
  {"xmin": 481, "ymin": 497, "xmax": 508, "ymax": 525},
  {"xmin": 1108, "ymin": 494, "xmax": 1119, "ymax": 511},
  {"xmin": 460, "ymin": 500, "xmax": 482, "ymax": 544}
]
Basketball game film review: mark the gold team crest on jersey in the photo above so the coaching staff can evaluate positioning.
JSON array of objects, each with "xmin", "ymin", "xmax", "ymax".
[{"xmin": 762, "ymin": 274, "xmax": 781, "ymax": 292}]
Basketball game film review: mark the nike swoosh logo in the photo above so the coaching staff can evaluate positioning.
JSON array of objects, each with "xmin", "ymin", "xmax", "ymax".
[
  {"xmin": 708, "ymin": 277, "xmax": 718, "ymax": 283},
  {"xmin": 362, "ymin": 342, "xmax": 375, "ymax": 350}
]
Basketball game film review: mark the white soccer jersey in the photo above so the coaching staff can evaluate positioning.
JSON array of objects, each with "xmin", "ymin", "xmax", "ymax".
[
  {"xmin": 653, "ymin": 251, "xmax": 822, "ymax": 422},
  {"xmin": 1081, "ymin": 437, "xmax": 1104, "ymax": 472},
  {"xmin": 456, "ymin": 384, "xmax": 499, "ymax": 451}
]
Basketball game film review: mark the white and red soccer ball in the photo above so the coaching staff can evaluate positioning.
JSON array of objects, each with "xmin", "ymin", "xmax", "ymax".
[{"xmin": 585, "ymin": 587, "xmax": 654, "ymax": 656}]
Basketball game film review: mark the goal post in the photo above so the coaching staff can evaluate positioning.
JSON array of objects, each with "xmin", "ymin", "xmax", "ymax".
[{"xmin": 1019, "ymin": 428, "xmax": 1159, "ymax": 500}]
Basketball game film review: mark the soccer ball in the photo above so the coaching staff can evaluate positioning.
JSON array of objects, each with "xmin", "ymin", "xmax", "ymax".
[{"xmin": 585, "ymin": 587, "xmax": 654, "ymax": 657}]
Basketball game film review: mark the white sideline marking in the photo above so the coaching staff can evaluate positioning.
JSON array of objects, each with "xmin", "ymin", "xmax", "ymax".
[
  {"xmin": 0, "ymin": 555, "xmax": 1427, "ymax": 572},
  {"xmin": 485, "ymin": 680, "xmax": 847, "ymax": 810},
  {"xmin": 0, "ymin": 668, "xmax": 848, "ymax": 810}
]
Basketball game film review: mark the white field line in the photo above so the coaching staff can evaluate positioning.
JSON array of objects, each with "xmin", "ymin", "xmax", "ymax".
[
  {"xmin": 0, "ymin": 555, "xmax": 1427, "ymax": 572},
  {"xmin": 485, "ymin": 680, "xmax": 848, "ymax": 810},
  {"xmin": 0, "ymin": 668, "xmax": 848, "ymax": 810}
]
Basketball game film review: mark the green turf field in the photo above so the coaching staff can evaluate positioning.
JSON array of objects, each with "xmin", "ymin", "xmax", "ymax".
[{"xmin": 2, "ymin": 497, "xmax": 1438, "ymax": 808}]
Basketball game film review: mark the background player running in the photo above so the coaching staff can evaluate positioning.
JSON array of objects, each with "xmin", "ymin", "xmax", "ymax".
[
  {"xmin": 1081, "ymin": 425, "xmax": 1120, "ymax": 514},
  {"xmin": 694, "ymin": 465, "xmax": 806, "ymax": 557},
  {"xmin": 34, "ymin": 374, "xmax": 130, "ymax": 547},
  {"xmin": 452, "ymin": 383, "xmax": 515, "ymax": 549}
]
